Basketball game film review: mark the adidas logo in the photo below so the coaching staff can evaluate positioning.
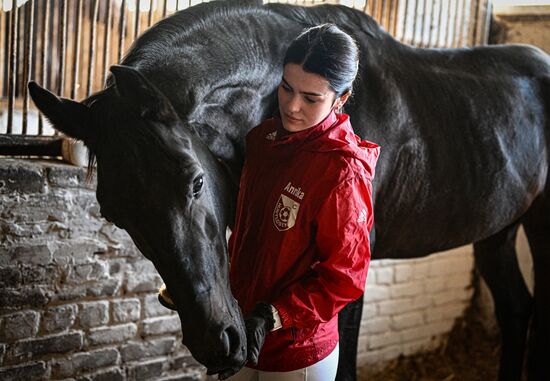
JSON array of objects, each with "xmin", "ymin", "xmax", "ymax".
[
  {"xmin": 357, "ymin": 208, "xmax": 367, "ymax": 223},
  {"xmin": 265, "ymin": 131, "xmax": 277, "ymax": 140}
]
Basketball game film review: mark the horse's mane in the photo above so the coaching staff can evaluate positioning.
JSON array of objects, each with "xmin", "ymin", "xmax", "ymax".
[{"xmin": 265, "ymin": 3, "xmax": 386, "ymax": 39}]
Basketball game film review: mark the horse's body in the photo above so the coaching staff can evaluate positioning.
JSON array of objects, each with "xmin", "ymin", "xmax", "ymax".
[{"xmin": 29, "ymin": 1, "xmax": 550, "ymax": 380}]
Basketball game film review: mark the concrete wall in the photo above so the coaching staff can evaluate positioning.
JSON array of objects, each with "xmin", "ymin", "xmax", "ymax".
[
  {"xmin": 0, "ymin": 159, "xmax": 205, "ymax": 381},
  {"xmin": 491, "ymin": 6, "xmax": 550, "ymax": 54}
]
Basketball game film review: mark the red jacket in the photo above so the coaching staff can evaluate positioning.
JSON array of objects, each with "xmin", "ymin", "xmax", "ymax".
[{"xmin": 229, "ymin": 111, "xmax": 380, "ymax": 371}]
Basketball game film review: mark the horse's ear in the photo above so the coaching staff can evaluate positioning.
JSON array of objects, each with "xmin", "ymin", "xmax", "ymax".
[
  {"xmin": 109, "ymin": 65, "xmax": 176, "ymax": 123},
  {"xmin": 28, "ymin": 81, "xmax": 91, "ymax": 141}
]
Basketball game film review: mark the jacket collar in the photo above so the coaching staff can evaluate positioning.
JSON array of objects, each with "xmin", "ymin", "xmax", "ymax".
[{"xmin": 272, "ymin": 110, "xmax": 339, "ymax": 146}]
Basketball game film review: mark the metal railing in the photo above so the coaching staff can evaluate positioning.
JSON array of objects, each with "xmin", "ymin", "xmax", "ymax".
[{"xmin": 0, "ymin": 0, "xmax": 491, "ymax": 157}]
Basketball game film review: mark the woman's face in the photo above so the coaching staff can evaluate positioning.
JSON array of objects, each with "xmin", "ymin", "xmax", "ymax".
[{"xmin": 278, "ymin": 63, "xmax": 346, "ymax": 132}]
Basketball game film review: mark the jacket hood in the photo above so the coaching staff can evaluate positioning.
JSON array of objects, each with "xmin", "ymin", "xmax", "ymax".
[{"xmin": 272, "ymin": 111, "xmax": 380, "ymax": 179}]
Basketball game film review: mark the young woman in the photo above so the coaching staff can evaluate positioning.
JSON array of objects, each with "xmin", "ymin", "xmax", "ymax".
[{"xmin": 227, "ymin": 23, "xmax": 380, "ymax": 381}]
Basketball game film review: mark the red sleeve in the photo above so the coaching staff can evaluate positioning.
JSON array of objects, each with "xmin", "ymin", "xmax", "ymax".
[{"xmin": 271, "ymin": 175, "xmax": 374, "ymax": 329}]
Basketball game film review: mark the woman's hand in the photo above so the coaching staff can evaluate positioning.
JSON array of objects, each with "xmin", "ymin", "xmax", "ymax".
[{"xmin": 244, "ymin": 302, "xmax": 275, "ymax": 365}]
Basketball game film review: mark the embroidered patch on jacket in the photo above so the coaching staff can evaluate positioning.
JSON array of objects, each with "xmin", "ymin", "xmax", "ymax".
[
  {"xmin": 273, "ymin": 194, "xmax": 300, "ymax": 231},
  {"xmin": 265, "ymin": 131, "xmax": 277, "ymax": 140}
]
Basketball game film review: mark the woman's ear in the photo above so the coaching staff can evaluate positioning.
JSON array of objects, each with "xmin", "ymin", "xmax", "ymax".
[{"xmin": 333, "ymin": 91, "xmax": 352, "ymax": 111}]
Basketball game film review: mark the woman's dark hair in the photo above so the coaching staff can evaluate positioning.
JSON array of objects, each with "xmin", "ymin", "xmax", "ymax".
[{"xmin": 283, "ymin": 24, "xmax": 359, "ymax": 96}]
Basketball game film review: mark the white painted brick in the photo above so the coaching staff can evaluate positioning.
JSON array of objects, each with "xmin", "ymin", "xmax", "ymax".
[
  {"xmin": 401, "ymin": 336, "xmax": 442, "ymax": 356},
  {"xmin": 424, "ymin": 276, "xmax": 447, "ymax": 293},
  {"xmin": 359, "ymin": 344, "xmax": 404, "ymax": 366},
  {"xmin": 362, "ymin": 316, "xmax": 391, "ymax": 334},
  {"xmin": 411, "ymin": 295, "xmax": 432, "ymax": 310},
  {"xmin": 413, "ymin": 262, "xmax": 430, "ymax": 280},
  {"xmin": 357, "ymin": 335, "xmax": 369, "ymax": 352},
  {"xmin": 376, "ymin": 267, "xmax": 394, "ymax": 285},
  {"xmin": 424, "ymin": 303, "xmax": 465, "ymax": 323},
  {"xmin": 401, "ymin": 320, "xmax": 455, "ymax": 343},
  {"xmin": 390, "ymin": 282, "xmax": 424, "ymax": 298},
  {"xmin": 432, "ymin": 289, "xmax": 467, "ymax": 306},
  {"xmin": 428, "ymin": 258, "xmax": 455, "ymax": 277},
  {"xmin": 365, "ymin": 270, "xmax": 377, "ymax": 287},
  {"xmin": 445, "ymin": 273, "xmax": 472, "ymax": 289},
  {"xmin": 394, "ymin": 264, "xmax": 414, "ymax": 283},
  {"xmin": 362, "ymin": 303, "xmax": 377, "ymax": 319},
  {"xmin": 368, "ymin": 332, "xmax": 402, "ymax": 350},
  {"xmin": 363, "ymin": 286, "xmax": 390, "ymax": 303},
  {"xmin": 391, "ymin": 311, "xmax": 424, "ymax": 330},
  {"xmin": 378, "ymin": 298, "xmax": 416, "ymax": 316}
]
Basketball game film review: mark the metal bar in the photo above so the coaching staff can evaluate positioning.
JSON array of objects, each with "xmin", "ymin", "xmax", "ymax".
[
  {"xmin": 7, "ymin": 0, "xmax": 18, "ymax": 134},
  {"xmin": 71, "ymin": 0, "xmax": 83, "ymax": 100},
  {"xmin": 435, "ymin": 0, "xmax": 444, "ymax": 47},
  {"xmin": 102, "ymin": 0, "xmax": 112, "ymax": 85},
  {"xmin": 419, "ymin": 0, "xmax": 429, "ymax": 46},
  {"xmin": 15, "ymin": 2, "xmax": 22, "ymax": 97},
  {"xmin": 401, "ymin": 0, "xmax": 410, "ymax": 42},
  {"xmin": 87, "ymin": 0, "xmax": 100, "ymax": 96},
  {"xmin": 375, "ymin": 0, "xmax": 383, "ymax": 24},
  {"xmin": 118, "ymin": 0, "xmax": 126, "ymax": 62},
  {"xmin": 31, "ymin": 0, "xmax": 40, "ymax": 82},
  {"xmin": 383, "ymin": 0, "xmax": 391, "ymax": 32},
  {"xmin": 467, "ymin": 0, "xmax": 477, "ymax": 46},
  {"xmin": 411, "ymin": 0, "xmax": 420, "ymax": 46},
  {"xmin": 39, "ymin": 0, "xmax": 51, "ymax": 135},
  {"xmin": 58, "ymin": 0, "xmax": 67, "ymax": 97},
  {"xmin": 451, "ymin": 0, "xmax": 460, "ymax": 47},
  {"xmin": 163, "ymin": 0, "xmax": 168, "ymax": 18},
  {"xmin": 1, "ymin": 12, "xmax": 7, "ymax": 97},
  {"xmin": 480, "ymin": 0, "xmax": 491, "ymax": 45},
  {"xmin": 443, "ymin": 0, "xmax": 452, "ymax": 48},
  {"xmin": 391, "ymin": 0, "xmax": 399, "ymax": 37},
  {"xmin": 22, "ymin": 0, "xmax": 35, "ymax": 135},
  {"xmin": 427, "ymin": 0, "xmax": 437, "ymax": 47},
  {"xmin": 457, "ymin": 0, "xmax": 466, "ymax": 47},
  {"xmin": 134, "ymin": 0, "xmax": 141, "ymax": 40},
  {"xmin": 148, "ymin": 0, "xmax": 155, "ymax": 27}
]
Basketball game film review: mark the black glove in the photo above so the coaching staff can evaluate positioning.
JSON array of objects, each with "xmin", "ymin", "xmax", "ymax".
[
  {"xmin": 245, "ymin": 302, "xmax": 275, "ymax": 365},
  {"xmin": 217, "ymin": 366, "xmax": 242, "ymax": 380}
]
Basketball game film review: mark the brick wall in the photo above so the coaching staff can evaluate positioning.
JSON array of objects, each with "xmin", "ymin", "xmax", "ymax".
[
  {"xmin": 358, "ymin": 248, "xmax": 474, "ymax": 366},
  {"xmin": 0, "ymin": 158, "xmax": 207, "ymax": 381},
  {"xmin": 0, "ymin": 158, "xmax": 478, "ymax": 379}
]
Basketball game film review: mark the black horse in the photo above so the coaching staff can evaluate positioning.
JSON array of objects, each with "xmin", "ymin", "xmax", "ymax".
[{"xmin": 28, "ymin": 1, "xmax": 550, "ymax": 380}]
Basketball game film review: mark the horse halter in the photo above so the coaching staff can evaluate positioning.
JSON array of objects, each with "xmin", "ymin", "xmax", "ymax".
[{"xmin": 158, "ymin": 283, "xmax": 177, "ymax": 310}]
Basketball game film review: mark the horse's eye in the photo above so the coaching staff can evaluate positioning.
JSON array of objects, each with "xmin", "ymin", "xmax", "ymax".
[{"xmin": 192, "ymin": 175, "xmax": 204, "ymax": 197}]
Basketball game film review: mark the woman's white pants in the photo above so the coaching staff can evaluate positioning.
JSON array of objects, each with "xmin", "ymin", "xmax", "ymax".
[{"xmin": 227, "ymin": 344, "xmax": 339, "ymax": 381}]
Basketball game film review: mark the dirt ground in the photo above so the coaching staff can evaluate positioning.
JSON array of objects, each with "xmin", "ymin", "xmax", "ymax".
[{"xmin": 358, "ymin": 309, "xmax": 503, "ymax": 381}]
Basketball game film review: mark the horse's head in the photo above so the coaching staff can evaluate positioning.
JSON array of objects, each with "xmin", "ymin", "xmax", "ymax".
[{"xmin": 28, "ymin": 65, "xmax": 246, "ymax": 375}]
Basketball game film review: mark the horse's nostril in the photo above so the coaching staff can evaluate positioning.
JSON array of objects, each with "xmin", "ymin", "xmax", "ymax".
[
  {"xmin": 220, "ymin": 329, "xmax": 231, "ymax": 357},
  {"xmin": 220, "ymin": 325, "xmax": 241, "ymax": 358}
]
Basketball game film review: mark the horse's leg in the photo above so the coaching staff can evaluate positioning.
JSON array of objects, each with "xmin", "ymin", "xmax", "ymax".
[
  {"xmin": 473, "ymin": 222, "xmax": 533, "ymax": 381},
  {"xmin": 521, "ymin": 197, "xmax": 550, "ymax": 381},
  {"xmin": 336, "ymin": 295, "xmax": 363, "ymax": 381}
]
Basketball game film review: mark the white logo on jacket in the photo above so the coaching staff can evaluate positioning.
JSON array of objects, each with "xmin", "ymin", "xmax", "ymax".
[
  {"xmin": 273, "ymin": 182, "xmax": 304, "ymax": 231},
  {"xmin": 357, "ymin": 208, "xmax": 367, "ymax": 223},
  {"xmin": 265, "ymin": 131, "xmax": 277, "ymax": 141}
]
